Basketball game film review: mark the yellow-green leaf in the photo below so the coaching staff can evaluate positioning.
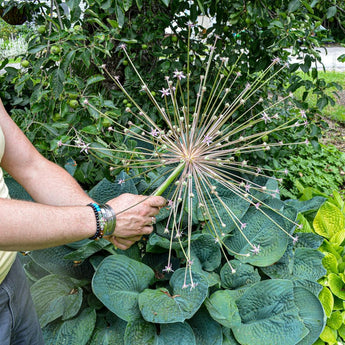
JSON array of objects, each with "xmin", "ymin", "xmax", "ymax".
[
  {"xmin": 319, "ymin": 325, "xmax": 337, "ymax": 344},
  {"xmin": 313, "ymin": 202, "xmax": 344, "ymax": 240},
  {"xmin": 327, "ymin": 311, "xmax": 342, "ymax": 330},
  {"xmin": 322, "ymin": 252, "xmax": 338, "ymax": 274},
  {"xmin": 318, "ymin": 287, "xmax": 334, "ymax": 318}
]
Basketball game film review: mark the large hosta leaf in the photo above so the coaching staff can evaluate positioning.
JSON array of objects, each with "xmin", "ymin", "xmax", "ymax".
[
  {"xmin": 224, "ymin": 199, "xmax": 297, "ymax": 266},
  {"xmin": 231, "ymin": 279, "xmax": 308, "ymax": 345},
  {"xmin": 188, "ymin": 306, "xmax": 223, "ymax": 345},
  {"xmin": 88, "ymin": 173, "xmax": 138, "ymax": 204},
  {"xmin": 138, "ymin": 269, "xmax": 208, "ymax": 323},
  {"xmin": 204, "ymin": 290, "xmax": 241, "ymax": 329},
  {"xmin": 294, "ymin": 287, "xmax": 326, "ymax": 345},
  {"xmin": 328, "ymin": 273, "xmax": 345, "ymax": 299},
  {"xmin": 124, "ymin": 319, "xmax": 196, "ymax": 345},
  {"xmin": 30, "ymin": 274, "xmax": 83, "ymax": 327},
  {"xmin": 313, "ymin": 201, "xmax": 345, "ymax": 240},
  {"xmin": 42, "ymin": 307, "xmax": 96, "ymax": 345},
  {"xmin": 190, "ymin": 233, "xmax": 221, "ymax": 271},
  {"xmin": 89, "ymin": 312, "xmax": 127, "ymax": 345},
  {"xmin": 220, "ymin": 260, "xmax": 261, "ymax": 289},
  {"xmin": 29, "ymin": 245, "xmax": 94, "ymax": 280},
  {"xmin": 92, "ymin": 254, "xmax": 155, "ymax": 321}
]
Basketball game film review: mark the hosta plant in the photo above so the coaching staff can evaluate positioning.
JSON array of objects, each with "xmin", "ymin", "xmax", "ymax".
[
  {"xmin": 12, "ymin": 23, "xmax": 328, "ymax": 345},
  {"xmin": 294, "ymin": 190, "xmax": 345, "ymax": 345}
]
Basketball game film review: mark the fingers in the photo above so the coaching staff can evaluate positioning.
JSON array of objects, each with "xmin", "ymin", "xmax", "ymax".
[{"xmin": 147, "ymin": 196, "xmax": 167, "ymax": 208}]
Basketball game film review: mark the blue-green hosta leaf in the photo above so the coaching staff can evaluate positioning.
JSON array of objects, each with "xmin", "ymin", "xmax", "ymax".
[
  {"xmin": 224, "ymin": 199, "xmax": 297, "ymax": 266},
  {"xmin": 29, "ymin": 246, "xmax": 94, "ymax": 280},
  {"xmin": 292, "ymin": 248, "xmax": 326, "ymax": 281},
  {"xmin": 286, "ymin": 196, "xmax": 326, "ymax": 214},
  {"xmin": 88, "ymin": 173, "xmax": 138, "ymax": 204},
  {"xmin": 294, "ymin": 287, "xmax": 326, "ymax": 345},
  {"xmin": 64, "ymin": 238, "xmax": 110, "ymax": 260},
  {"xmin": 23, "ymin": 259, "xmax": 50, "ymax": 283},
  {"xmin": 294, "ymin": 232, "xmax": 324, "ymax": 249},
  {"xmin": 138, "ymin": 269, "xmax": 208, "ymax": 323},
  {"xmin": 204, "ymin": 290, "xmax": 241, "ymax": 329},
  {"xmin": 188, "ymin": 306, "xmax": 222, "ymax": 345},
  {"xmin": 313, "ymin": 201, "xmax": 345, "ymax": 240},
  {"xmin": 92, "ymin": 255, "xmax": 155, "ymax": 321},
  {"xmin": 124, "ymin": 319, "xmax": 196, "ymax": 345},
  {"xmin": 220, "ymin": 260, "xmax": 261, "ymax": 289},
  {"xmin": 42, "ymin": 308, "xmax": 96, "ymax": 345},
  {"xmin": 30, "ymin": 274, "xmax": 83, "ymax": 328},
  {"xmin": 232, "ymin": 279, "xmax": 309, "ymax": 345},
  {"xmin": 190, "ymin": 233, "xmax": 221, "ymax": 271},
  {"xmin": 199, "ymin": 179, "xmax": 251, "ymax": 235},
  {"xmin": 222, "ymin": 327, "xmax": 241, "ymax": 345},
  {"xmin": 89, "ymin": 312, "xmax": 127, "ymax": 345}
]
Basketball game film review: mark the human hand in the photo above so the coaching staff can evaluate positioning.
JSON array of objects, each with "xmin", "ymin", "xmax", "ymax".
[{"xmin": 104, "ymin": 193, "xmax": 166, "ymax": 250}]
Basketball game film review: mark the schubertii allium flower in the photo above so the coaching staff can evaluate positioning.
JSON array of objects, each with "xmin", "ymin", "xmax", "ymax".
[{"xmin": 71, "ymin": 27, "xmax": 308, "ymax": 288}]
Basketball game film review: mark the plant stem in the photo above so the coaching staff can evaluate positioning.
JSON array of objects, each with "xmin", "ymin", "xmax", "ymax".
[{"xmin": 154, "ymin": 161, "xmax": 185, "ymax": 196}]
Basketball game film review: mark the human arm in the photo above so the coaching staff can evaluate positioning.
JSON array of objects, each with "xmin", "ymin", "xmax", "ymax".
[{"xmin": 0, "ymin": 100, "xmax": 166, "ymax": 251}]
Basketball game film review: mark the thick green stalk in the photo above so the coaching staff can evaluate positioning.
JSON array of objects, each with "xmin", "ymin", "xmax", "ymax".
[{"xmin": 154, "ymin": 161, "xmax": 185, "ymax": 196}]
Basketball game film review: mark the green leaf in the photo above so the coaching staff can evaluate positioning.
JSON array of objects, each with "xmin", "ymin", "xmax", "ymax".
[
  {"xmin": 89, "ymin": 175, "xmax": 138, "ymax": 204},
  {"xmin": 232, "ymin": 280, "xmax": 308, "ymax": 345},
  {"xmin": 288, "ymin": 0, "xmax": 301, "ymax": 12},
  {"xmin": 204, "ymin": 290, "xmax": 241, "ymax": 328},
  {"xmin": 224, "ymin": 200, "xmax": 297, "ymax": 266},
  {"xmin": 328, "ymin": 273, "xmax": 345, "ymax": 299},
  {"xmin": 160, "ymin": 0, "xmax": 170, "ymax": 6},
  {"xmin": 318, "ymin": 287, "xmax": 334, "ymax": 318},
  {"xmin": 319, "ymin": 325, "xmax": 337, "ymax": 344},
  {"xmin": 29, "ymin": 246, "xmax": 94, "ymax": 280},
  {"xmin": 188, "ymin": 306, "xmax": 222, "ymax": 345},
  {"xmin": 89, "ymin": 312, "xmax": 127, "ymax": 345},
  {"xmin": 138, "ymin": 269, "xmax": 208, "ymax": 323},
  {"xmin": 86, "ymin": 74, "xmax": 106, "ymax": 87},
  {"xmin": 31, "ymin": 274, "xmax": 83, "ymax": 327},
  {"xmin": 292, "ymin": 248, "xmax": 326, "ymax": 281},
  {"xmin": 51, "ymin": 69, "xmax": 65, "ymax": 99},
  {"xmin": 313, "ymin": 201, "xmax": 344, "ymax": 240},
  {"xmin": 124, "ymin": 319, "xmax": 196, "ymax": 345},
  {"xmin": 294, "ymin": 287, "xmax": 326, "ymax": 345},
  {"xmin": 190, "ymin": 233, "xmax": 221, "ymax": 271},
  {"xmin": 322, "ymin": 252, "xmax": 338, "ymax": 273},
  {"xmin": 327, "ymin": 311, "xmax": 342, "ymax": 330},
  {"xmin": 317, "ymin": 96, "xmax": 328, "ymax": 110},
  {"xmin": 42, "ymin": 308, "xmax": 96, "ymax": 345},
  {"xmin": 220, "ymin": 260, "xmax": 261, "ymax": 289},
  {"xmin": 92, "ymin": 255, "xmax": 155, "ymax": 321},
  {"xmin": 326, "ymin": 6, "xmax": 337, "ymax": 19}
]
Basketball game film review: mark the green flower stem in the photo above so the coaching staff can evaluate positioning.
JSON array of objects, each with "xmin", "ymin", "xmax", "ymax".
[{"xmin": 154, "ymin": 161, "xmax": 185, "ymax": 196}]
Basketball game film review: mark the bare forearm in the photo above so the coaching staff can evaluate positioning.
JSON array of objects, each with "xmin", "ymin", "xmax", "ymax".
[
  {"xmin": 11, "ymin": 158, "xmax": 93, "ymax": 206},
  {"xmin": 0, "ymin": 198, "xmax": 96, "ymax": 251}
]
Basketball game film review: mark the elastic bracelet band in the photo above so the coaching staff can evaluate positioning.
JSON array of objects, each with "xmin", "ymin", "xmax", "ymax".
[
  {"xmin": 87, "ymin": 202, "xmax": 104, "ymax": 240},
  {"xmin": 87, "ymin": 202, "xmax": 116, "ymax": 240}
]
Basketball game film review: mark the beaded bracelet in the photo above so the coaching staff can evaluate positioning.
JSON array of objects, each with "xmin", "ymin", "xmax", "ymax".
[{"xmin": 87, "ymin": 202, "xmax": 116, "ymax": 240}]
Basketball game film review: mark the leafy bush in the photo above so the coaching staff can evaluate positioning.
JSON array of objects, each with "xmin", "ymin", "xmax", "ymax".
[{"xmin": 0, "ymin": 0, "xmax": 341, "ymax": 189}]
